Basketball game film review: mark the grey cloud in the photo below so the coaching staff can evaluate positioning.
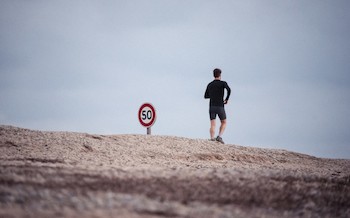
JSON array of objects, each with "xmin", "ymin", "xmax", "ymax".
[{"xmin": 1, "ymin": 1, "xmax": 350, "ymax": 158}]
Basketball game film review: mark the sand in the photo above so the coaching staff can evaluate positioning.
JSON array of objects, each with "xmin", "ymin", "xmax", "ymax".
[{"xmin": 0, "ymin": 125, "xmax": 349, "ymax": 217}]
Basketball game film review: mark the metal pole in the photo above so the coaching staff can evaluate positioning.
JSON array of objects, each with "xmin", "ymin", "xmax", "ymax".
[{"xmin": 147, "ymin": 127, "xmax": 151, "ymax": 135}]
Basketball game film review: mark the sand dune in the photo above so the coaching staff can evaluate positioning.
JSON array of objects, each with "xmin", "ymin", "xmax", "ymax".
[{"xmin": 0, "ymin": 125, "xmax": 349, "ymax": 217}]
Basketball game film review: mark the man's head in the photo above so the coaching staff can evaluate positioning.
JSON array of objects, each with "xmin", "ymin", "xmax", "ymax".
[{"xmin": 213, "ymin": 68, "xmax": 221, "ymax": 79}]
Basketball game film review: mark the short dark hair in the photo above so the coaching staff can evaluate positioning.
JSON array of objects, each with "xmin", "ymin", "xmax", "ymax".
[{"xmin": 213, "ymin": 68, "xmax": 221, "ymax": 78}]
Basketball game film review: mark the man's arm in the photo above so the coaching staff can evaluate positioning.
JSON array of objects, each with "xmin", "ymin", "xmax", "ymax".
[
  {"xmin": 204, "ymin": 85, "xmax": 210, "ymax": 99},
  {"xmin": 224, "ymin": 82, "xmax": 231, "ymax": 102}
]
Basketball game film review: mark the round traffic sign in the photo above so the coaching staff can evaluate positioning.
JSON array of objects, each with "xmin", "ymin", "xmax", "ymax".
[{"xmin": 138, "ymin": 103, "xmax": 156, "ymax": 128}]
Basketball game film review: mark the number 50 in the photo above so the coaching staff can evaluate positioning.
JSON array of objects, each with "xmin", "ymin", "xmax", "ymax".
[{"xmin": 142, "ymin": 110, "xmax": 152, "ymax": 120}]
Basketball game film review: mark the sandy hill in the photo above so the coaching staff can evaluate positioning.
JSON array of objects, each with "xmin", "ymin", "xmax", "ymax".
[{"xmin": 0, "ymin": 125, "xmax": 349, "ymax": 218}]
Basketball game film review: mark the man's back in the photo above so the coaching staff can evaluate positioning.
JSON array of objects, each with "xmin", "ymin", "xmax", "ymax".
[{"xmin": 205, "ymin": 80, "xmax": 231, "ymax": 107}]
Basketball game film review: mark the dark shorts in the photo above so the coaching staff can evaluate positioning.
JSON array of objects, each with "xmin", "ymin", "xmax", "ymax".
[{"xmin": 209, "ymin": 106, "xmax": 226, "ymax": 120}]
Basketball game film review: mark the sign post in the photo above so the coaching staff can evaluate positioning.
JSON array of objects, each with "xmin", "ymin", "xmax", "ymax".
[{"xmin": 138, "ymin": 103, "xmax": 156, "ymax": 135}]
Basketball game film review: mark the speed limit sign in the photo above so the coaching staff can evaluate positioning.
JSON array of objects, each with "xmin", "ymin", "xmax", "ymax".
[{"xmin": 138, "ymin": 103, "xmax": 156, "ymax": 134}]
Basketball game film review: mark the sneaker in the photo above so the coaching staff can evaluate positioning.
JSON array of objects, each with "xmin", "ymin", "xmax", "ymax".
[
  {"xmin": 209, "ymin": 138, "xmax": 216, "ymax": 142},
  {"xmin": 216, "ymin": 136, "xmax": 225, "ymax": 144}
]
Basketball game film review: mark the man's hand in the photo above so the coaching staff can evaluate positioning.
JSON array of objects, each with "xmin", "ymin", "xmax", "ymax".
[{"xmin": 224, "ymin": 100, "xmax": 228, "ymax": 104}]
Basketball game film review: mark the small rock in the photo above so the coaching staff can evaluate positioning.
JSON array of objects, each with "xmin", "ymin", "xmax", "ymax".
[{"xmin": 83, "ymin": 143, "xmax": 93, "ymax": 151}]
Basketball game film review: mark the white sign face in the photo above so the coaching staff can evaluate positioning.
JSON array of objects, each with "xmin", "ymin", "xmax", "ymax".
[
  {"xmin": 140, "ymin": 106, "xmax": 153, "ymax": 124},
  {"xmin": 138, "ymin": 103, "xmax": 156, "ymax": 128}
]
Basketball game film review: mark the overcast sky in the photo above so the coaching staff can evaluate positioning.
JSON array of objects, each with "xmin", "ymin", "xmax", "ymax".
[{"xmin": 1, "ymin": 1, "xmax": 349, "ymax": 159}]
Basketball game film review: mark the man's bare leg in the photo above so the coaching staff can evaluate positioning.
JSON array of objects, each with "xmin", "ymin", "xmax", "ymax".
[
  {"xmin": 218, "ymin": 119, "xmax": 227, "ymax": 137},
  {"xmin": 210, "ymin": 119, "xmax": 216, "ymax": 139}
]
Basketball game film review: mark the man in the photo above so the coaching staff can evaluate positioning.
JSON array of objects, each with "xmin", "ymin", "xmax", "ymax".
[{"xmin": 204, "ymin": 68, "xmax": 231, "ymax": 144}]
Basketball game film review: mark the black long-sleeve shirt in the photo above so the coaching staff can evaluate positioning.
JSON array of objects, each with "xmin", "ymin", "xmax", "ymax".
[{"xmin": 204, "ymin": 80, "xmax": 231, "ymax": 107}]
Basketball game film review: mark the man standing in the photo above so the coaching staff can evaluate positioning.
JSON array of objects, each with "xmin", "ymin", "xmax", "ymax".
[{"xmin": 204, "ymin": 68, "xmax": 231, "ymax": 144}]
